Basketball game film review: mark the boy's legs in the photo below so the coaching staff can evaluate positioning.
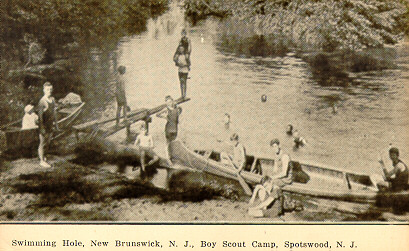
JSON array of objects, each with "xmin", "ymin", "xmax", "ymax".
[
  {"xmin": 179, "ymin": 72, "xmax": 187, "ymax": 97},
  {"xmin": 116, "ymin": 104, "xmax": 122, "ymax": 125},
  {"xmin": 122, "ymin": 104, "xmax": 128, "ymax": 121},
  {"xmin": 249, "ymin": 184, "xmax": 266, "ymax": 205},
  {"xmin": 38, "ymin": 133, "xmax": 51, "ymax": 167},
  {"xmin": 140, "ymin": 149, "xmax": 146, "ymax": 172},
  {"xmin": 146, "ymin": 149, "xmax": 159, "ymax": 166}
]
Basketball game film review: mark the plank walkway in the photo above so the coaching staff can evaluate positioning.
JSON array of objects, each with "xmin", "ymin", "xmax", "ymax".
[{"xmin": 73, "ymin": 97, "xmax": 190, "ymax": 139}]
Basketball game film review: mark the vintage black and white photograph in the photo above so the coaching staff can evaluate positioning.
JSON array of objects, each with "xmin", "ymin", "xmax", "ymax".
[{"xmin": 0, "ymin": 0, "xmax": 408, "ymax": 222}]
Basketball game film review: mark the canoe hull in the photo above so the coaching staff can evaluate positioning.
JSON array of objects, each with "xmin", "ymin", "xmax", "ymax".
[
  {"xmin": 0, "ymin": 103, "xmax": 85, "ymax": 153},
  {"xmin": 169, "ymin": 140, "xmax": 409, "ymax": 204}
]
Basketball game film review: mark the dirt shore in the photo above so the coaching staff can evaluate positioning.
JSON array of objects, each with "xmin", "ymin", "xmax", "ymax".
[{"xmin": 1, "ymin": 154, "xmax": 408, "ymax": 222}]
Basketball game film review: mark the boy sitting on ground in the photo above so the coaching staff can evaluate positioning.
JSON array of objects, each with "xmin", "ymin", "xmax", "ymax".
[
  {"xmin": 133, "ymin": 124, "xmax": 159, "ymax": 172},
  {"xmin": 22, "ymin": 104, "xmax": 39, "ymax": 130},
  {"xmin": 248, "ymin": 176, "xmax": 283, "ymax": 217}
]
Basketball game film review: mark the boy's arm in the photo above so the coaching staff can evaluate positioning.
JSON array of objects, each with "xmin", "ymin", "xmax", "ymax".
[
  {"xmin": 34, "ymin": 114, "xmax": 39, "ymax": 125},
  {"xmin": 156, "ymin": 109, "xmax": 167, "ymax": 119},
  {"xmin": 37, "ymin": 102, "xmax": 45, "ymax": 134},
  {"xmin": 173, "ymin": 52, "xmax": 179, "ymax": 65},
  {"xmin": 236, "ymin": 146, "xmax": 246, "ymax": 172},
  {"xmin": 187, "ymin": 38, "xmax": 192, "ymax": 54},
  {"xmin": 134, "ymin": 135, "xmax": 140, "ymax": 146},
  {"xmin": 149, "ymin": 135, "xmax": 154, "ymax": 148},
  {"xmin": 52, "ymin": 98, "xmax": 59, "ymax": 130},
  {"xmin": 383, "ymin": 163, "xmax": 405, "ymax": 180}
]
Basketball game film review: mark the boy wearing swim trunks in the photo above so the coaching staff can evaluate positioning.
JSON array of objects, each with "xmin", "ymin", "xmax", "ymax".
[{"xmin": 38, "ymin": 82, "xmax": 59, "ymax": 168}]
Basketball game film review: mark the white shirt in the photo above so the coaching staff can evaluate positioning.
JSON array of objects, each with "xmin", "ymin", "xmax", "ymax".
[
  {"xmin": 233, "ymin": 142, "xmax": 246, "ymax": 169},
  {"xmin": 135, "ymin": 134, "xmax": 153, "ymax": 148},
  {"xmin": 22, "ymin": 113, "xmax": 39, "ymax": 130}
]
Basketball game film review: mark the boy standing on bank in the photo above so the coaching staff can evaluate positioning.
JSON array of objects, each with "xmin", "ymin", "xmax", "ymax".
[
  {"xmin": 38, "ymin": 82, "xmax": 59, "ymax": 168},
  {"xmin": 115, "ymin": 66, "xmax": 128, "ymax": 126}
]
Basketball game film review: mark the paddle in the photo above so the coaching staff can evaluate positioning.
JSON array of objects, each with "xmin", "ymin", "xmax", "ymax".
[
  {"xmin": 236, "ymin": 171, "xmax": 253, "ymax": 196},
  {"xmin": 344, "ymin": 172, "xmax": 352, "ymax": 190},
  {"xmin": 230, "ymin": 161, "xmax": 252, "ymax": 196},
  {"xmin": 215, "ymin": 138, "xmax": 252, "ymax": 195}
]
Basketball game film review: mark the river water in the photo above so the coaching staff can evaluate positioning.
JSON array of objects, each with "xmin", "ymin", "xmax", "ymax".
[{"xmin": 92, "ymin": 2, "xmax": 408, "ymax": 175}]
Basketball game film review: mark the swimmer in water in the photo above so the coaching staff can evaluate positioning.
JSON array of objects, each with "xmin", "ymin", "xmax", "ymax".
[
  {"xmin": 224, "ymin": 113, "xmax": 231, "ymax": 130},
  {"xmin": 286, "ymin": 124, "xmax": 293, "ymax": 136},
  {"xmin": 293, "ymin": 130, "xmax": 307, "ymax": 148}
]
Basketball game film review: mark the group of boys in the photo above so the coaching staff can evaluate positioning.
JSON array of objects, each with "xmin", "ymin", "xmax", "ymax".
[
  {"xmin": 25, "ymin": 28, "xmax": 407, "ymax": 210},
  {"xmin": 220, "ymin": 134, "xmax": 292, "ymax": 216}
]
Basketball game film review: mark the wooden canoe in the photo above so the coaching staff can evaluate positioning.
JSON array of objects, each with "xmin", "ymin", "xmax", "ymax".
[
  {"xmin": 0, "ymin": 102, "xmax": 85, "ymax": 153},
  {"xmin": 169, "ymin": 140, "xmax": 409, "ymax": 204}
]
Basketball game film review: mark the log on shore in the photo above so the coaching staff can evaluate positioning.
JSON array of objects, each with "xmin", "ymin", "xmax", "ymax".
[{"xmin": 7, "ymin": 59, "xmax": 75, "ymax": 78}]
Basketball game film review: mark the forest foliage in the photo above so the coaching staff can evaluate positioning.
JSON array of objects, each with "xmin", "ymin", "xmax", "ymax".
[
  {"xmin": 0, "ymin": 0, "xmax": 169, "ymax": 63},
  {"xmin": 184, "ymin": 0, "xmax": 409, "ymax": 51}
]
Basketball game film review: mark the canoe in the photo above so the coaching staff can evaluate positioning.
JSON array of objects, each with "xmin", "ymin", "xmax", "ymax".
[
  {"xmin": 0, "ymin": 102, "xmax": 85, "ymax": 153},
  {"xmin": 169, "ymin": 140, "xmax": 409, "ymax": 204}
]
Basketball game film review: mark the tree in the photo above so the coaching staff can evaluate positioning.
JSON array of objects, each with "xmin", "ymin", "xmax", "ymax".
[{"xmin": 184, "ymin": 0, "xmax": 409, "ymax": 51}]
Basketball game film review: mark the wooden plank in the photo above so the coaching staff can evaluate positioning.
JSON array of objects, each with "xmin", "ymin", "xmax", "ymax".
[
  {"xmin": 74, "ymin": 97, "xmax": 191, "ymax": 137},
  {"xmin": 73, "ymin": 108, "xmax": 146, "ymax": 131}
]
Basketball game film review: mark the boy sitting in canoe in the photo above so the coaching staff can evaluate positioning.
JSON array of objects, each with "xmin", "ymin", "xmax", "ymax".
[
  {"xmin": 220, "ymin": 133, "xmax": 246, "ymax": 172},
  {"xmin": 370, "ymin": 147, "xmax": 408, "ymax": 192},
  {"xmin": 269, "ymin": 138, "xmax": 293, "ymax": 187},
  {"xmin": 133, "ymin": 124, "xmax": 159, "ymax": 172},
  {"xmin": 248, "ymin": 176, "xmax": 283, "ymax": 217},
  {"xmin": 22, "ymin": 104, "xmax": 38, "ymax": 130}
]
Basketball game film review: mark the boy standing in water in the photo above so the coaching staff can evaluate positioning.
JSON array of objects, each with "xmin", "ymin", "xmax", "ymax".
[
  {"xmin": 115, "ymin": 66, "xmax": 128, "ymax": 126},
  {"xmin": 38, "ymin": 82, "xmax": 59, "ymax": 168},
  {"xmin": 178, "ymin": 29, "xmax": 191, "ymax": 55},
  {"xmin": 133, "ymin": 124, "xmax": 159, "ymax": 172},
  {"xmin": 174, "ymin": 29, "xmax": 191, "ymax": 98},
  {"xmin": 156, "ymin": 95, "xmax": 182, "ymax": 143},
  {"xmin": 173, "ymin": 45, "xmax": 190, "ymax": 98}
]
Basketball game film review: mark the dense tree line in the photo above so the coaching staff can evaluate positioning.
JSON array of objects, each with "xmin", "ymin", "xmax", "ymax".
[
  {"xmin": 184, "ymin": 0, "xmax": 409, "ymax": 51},
  {"xmin": 0, "ymin": 0, "xmax": 169, "ymax": 63}
]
